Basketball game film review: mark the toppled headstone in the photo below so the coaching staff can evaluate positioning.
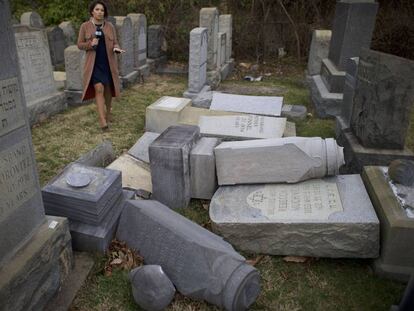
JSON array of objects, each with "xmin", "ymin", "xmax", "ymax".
[
  {"xmin": 210, "ymin": 175, "xmax": 379, "ymax": 258},
  {"xmin": 117, "ymin": 199, "xmax": 261, "ymax": 311},
  {"xmin": 215, "ymin": 137, "xmax": 344, "ymax": 185},
  {"xmin": 149, "ymin": 125, "xmax": 200, "ymax": 209},
  {"xmin": 190, "ymin": 137, "xmax": 221, "ymax": 199},
  {"xmin": 199, "ymin": 115, "xmax": 286, "ymax": 140},
  {"xmin": 128, "ymin": 132, "xmax": 160, "ymax": 164},
  {"xmin": 129, "ymin": 265, "xmax": 176, "ymax": 311}
]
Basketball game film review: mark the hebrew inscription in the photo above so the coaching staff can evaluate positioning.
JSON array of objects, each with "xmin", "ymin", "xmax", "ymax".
[{"xmin": 0, "ymin": 77, "xmax": 25, "ymax": 137}]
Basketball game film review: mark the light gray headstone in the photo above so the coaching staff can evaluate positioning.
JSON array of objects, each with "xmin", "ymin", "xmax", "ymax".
[
  {"xmin": 217, "ymin": 32, "xmax": 226, "ymax": 68},
  {"xmin": 59, "ymin": 21, "xmax": 76, "ymax": 46},
  {"xmin": 46, "ymin": 26, "xmax": 66, "ymax": 67},
  {"xmin": 147, "ymin": 25, "xmax": 166, "ymax": 59},
  {"xmin": 14, "ymin": 25, "xmax": 57, "ymax": 105},
  {"xmin": 114, "ymin": 16, "xmax": 134, "ymax": 76},
  {"xmin": 128, "ymin": 132, "xmax": 160, "ymax": 164},
  {"xmin": 210, "ymin": 175, "xmax": 380, "ymax": 258},
  {"xmin": 64, "ymin": 45, "xmax": 86, "ymax": 91},
  {"xmin": 117, "ymin": 199, "xmax": 261, "ymax": 310},
  {"xmin": 307, "ymin": 30, "xmax": 331, "ymax": 75},
  {"xmin": 20, "ymin": 11, "xmax": 44, "ymax": 28},
  {"xmin": 188, "ymin": 27, "xmax": 208, "ymax": 93},
  {"xmin": 127, "ymin": 13, "xmax": 147, "ymax": 68},
  {"xmin": 199, "ymin": 8, "xmax": 219, "ymax": 71},
  {"xmin": 350, "ymin": 49, "xmax": 414, "ymax": 149},
  {"xmin": 219, "ymin": 15, "xmax": 232, "ymax": 62}
]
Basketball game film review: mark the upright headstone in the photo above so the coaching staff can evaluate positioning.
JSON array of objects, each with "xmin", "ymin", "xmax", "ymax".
[
  {"xmin": 14, "ymin": 24, "xmax": 66, "ymax": 124},
  {"xmin": 199, "ymin": 8, "xmax": 219, "ymax": 71},
  {"xmin": 219, "ymin": 15, "xmax": 232, "ymax": 63},
  {"xmin": 127, "ymin": 13, "xmax": 150, "ymax": 78},
  {"xmin": 64, "ymin": 45, "xmax": 86, "ymax": 106},
  {"xmin": 0, "ymin": 2, "xmax": 72, "ymax": 309},
  {"xmin": 147, "ymin": 25, "xmax": 165, "ymax": 59},
  {"xmin": 217, "ymin": 32, "xmax": 226, "ymax": 69},
  {"xmin": 20, "ymin": 11, "xmax": 44, "ymax": 28},
  {"xmin": 114, "ymin": 16, "xmax": 138, "ymax": 87},
  {"xmin": 59, "ymin": 21, "xmax": 76, "ymax": 46},
  {"xmin": 46, "ymin": 26, "xmax": 66, "ymax": 68},
  {"xmin": 184, "ymin": 27, "xmax": 209, "ymax": 98},
  {"xmin": 307, "ymin": 30, "xmax": 331, "ymax": 76}
]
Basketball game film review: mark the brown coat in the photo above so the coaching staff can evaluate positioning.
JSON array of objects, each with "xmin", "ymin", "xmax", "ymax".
[{"xmin": 77, "ymin": 20, "xmax": 121, "ymax": 101}]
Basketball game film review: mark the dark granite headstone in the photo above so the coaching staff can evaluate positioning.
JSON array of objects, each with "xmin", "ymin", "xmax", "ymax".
[
  {"xmin": 59, "ymin": 21, "xmax": 76, "ymax": 46},
  {"xmin": 46, "ymin": 26, "xmax": 66, "ymax": 67},
  {"xmin": 147, "ymin": 25, "xmax": 166, "ymax": 59},
  {"xmin": 328, "ymin": 0, "xmax": 378, "ymax": 71},
  {"xmin": 339, "ymin": 57, "xmax": 359, "ymax": 128},
  {"xmin": 350, "ymin": 49, "xmax": 414, "ymax": 149},
  {"xmin": 117, "ymin": 199, "xmax": 261, "ymax": 311},
  {"xmin": 149, "ymin": 125, "xmax": 200, "ymax": 209}
]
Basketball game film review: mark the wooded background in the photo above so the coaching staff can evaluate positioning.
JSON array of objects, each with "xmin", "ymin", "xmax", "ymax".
[{"xmin": 11, "ymin": 0, "xmax": 414, "ymax": 62}]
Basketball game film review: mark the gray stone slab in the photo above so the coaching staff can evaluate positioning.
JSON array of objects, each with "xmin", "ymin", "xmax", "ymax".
[
  {"xmin": 65, "ymin": 45, "xmax": 86, "ymax": 91},
  {"xmin": 210, "ymin": 175, "xmax": 379, "ymax": 258},
  {"xmin": 27, "ymin": 91, "xmax": 66, "ymax": 125},
  {"xmin": 215, "ymin": 137, "xmax": 344, "ymax": 185},
  {"xmin": 149, "ymin": 125, "xmax": 200, "ymax": 209},
  {"xmin": 309, "ymin": 74, "xmax": 343, "ymax": 118},
  {"xmin": 281, "ymin": 104, "xmax": 307, "ymax": 120},
  {"xmin": 200, "ymin": 8, "xmax": 219, "ymax": 71},
  {"xmin": 191, "ymin": 86, "xmax": 212, "ymax": 108},
  {"xmin": 219, "ymin": 15, "xmax": 232, "ymax": 62},
  {"xmin": 114, "ymin": 16, "xmax": 135, "ymax": 77},
  {"xmin": 210, "ymin": 92, "xmax": 283, "ymax": 116},
  {"xmin": 350, "ymin": 49, "xmax": 414, "ymax": 149},
  {"xmin": 328, "ymin": 0, "xmax": 378, "ymax": 70},
  {"xmin": 20, "ymin": 11, "xmax": 44, "ymax": 28},
  {"xmin": 58, "ymin": 21, "xmax": 76, "ymax": 46},
  {"xmin": 190, "ymin": 137, "xmax": 220, "ymax": 199},
  {"xmin": 339, "ymin": 57, "xmax": 359, "ymax": 128},
  {"xmin": 217, "ymin": 32, "xmax": 226, "ymax": 68},
  {"xmin": 188, "ymin": 27, "xmax": 208, "ymax": 94},
  {"xmin": 128, "ymin": 13, "xmax": 147, "ymax": 69},
  {"xmin": 116, "ymin": 199, "xmax": 261, "ymax": 310},
  {"xmin": 75, "ymin": 140, "xmax": 115, "ymax": 167},
  {"xmin": 307, "ymin": 30, "xmax": 331, "ymax": 75},
  {"xmin": 199, "ymin": 115, "xmax": 286, "ymax": 140},
  {"xmin": 148, "ymin": 25, "xmax": 166, "ymax": 59},
  {"xmin": 46, "ymin": 26, "xmax": 66, "ymax": 67},
  {"xmin": 128, "ymin": 132, "xmax": 160, "ymax": 163},
  {"xmin": 129, "ymin": 265, "xmax": 175, "ymax": 311}
]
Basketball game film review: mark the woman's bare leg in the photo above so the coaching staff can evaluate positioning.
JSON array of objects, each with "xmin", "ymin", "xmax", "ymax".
[
  {"xmin": 104, "ymin": 85, "xmax": 113, "ymax": 123},
  {"xmin": 94, "ymin": 83, "xmax": 107, "ymax": 128}
]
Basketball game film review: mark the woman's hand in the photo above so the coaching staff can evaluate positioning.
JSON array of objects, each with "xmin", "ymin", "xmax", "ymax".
[
  {"xmin": 113, "ymin": 47, "xmax": 126, "ymax": 54},
  {"xmin": 91, "ymin": 38, "xmax": 99, "ymax": 46}
]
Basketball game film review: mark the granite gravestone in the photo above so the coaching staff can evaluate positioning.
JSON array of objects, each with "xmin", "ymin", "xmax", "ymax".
[
  {"xmin": 0, "ymin": 2, "xmax": 72, "ymax": 309},
  {"xmin": 184, "ymin": 27, "xmax": 209, "ymax": 97},
  {"xmin": 64, "ymin": 45, "xmax": 86, "ymax": 106},
  {"xmin": 46, "ymin": 26, "xmax": 66, "ymax": 68},
  {"xmin": 350, "ymin": 49, "xmax": 414, "ymax": 149},
  {"xmin": 210, "ymin": 175, "xmax": 379, "ymax": 258},
  {"xmin": 200, "ymin": 7, "xmax": 219, "ymax": 71},
  {"xmin": 217, "ymin": 32, "xmax": 227, "ymax": 74},
  {"xmin": 59, "ymin": 21, "xmax": 76, "ymax": 46},
  {"xmin": 127, "ymin": 14, "xmax": 147, "ymax": 68},
  {"xmin": 219, "ymin": 15, "xmax": 232, "ymax": 63},
  {"xmin": 147, "ymin": 25, "xmax": 166, "ymax": 59},
  {"xmin": 149, "ymin": 125, "xmax": 200, "ymax": 209},
  {"xmin": 307, "ymin": 30, "xmax": 331, "ymax": 76},
  {"xmin": 117, "ymin": 199, "xmax": 261, "ymax": 311},
  {"xmin": 20, "ymin": 11, "xmax": 44, "ymax": 28},
  {"xmin": 14, "ymin": 24, "xmax": 65, "ymax": 124},
  {"xmin": 114, "ymin": 16, "xmax": 138, "ymax": 86}
]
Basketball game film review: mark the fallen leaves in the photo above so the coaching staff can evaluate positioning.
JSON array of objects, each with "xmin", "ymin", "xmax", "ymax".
[{"xmin": 104, "ymin": 239, "xmax": 144, "ymax": 276}]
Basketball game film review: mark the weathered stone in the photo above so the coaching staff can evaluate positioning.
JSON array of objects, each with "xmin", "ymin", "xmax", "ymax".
[
  {"xmin": 281, "ymin": 104, "xmax": 307, "ymax": 120},
  {"xmin": 211, "ymin": 175, "xmax": 379, "ymax": 258},
  {"xmin": 350, "ymin": 49, "xmax": 414, "ymax": 149},
  {"xmin": 217, "ymin": 32, "xmax": 226, "ymax": 69},
  {"xmin": 219, "ymin": 15, "xmax": 232, "ymax": 63},
  {"xmin": 129, "ymin": 265, "xmax": 175, "ymax": 311},
  {"xmin": 64, "ymin": 45, "xmax": 86, "ymax": 91},
  {"xmin": 308, "ymin": 74, "xmax": 343, "ymax": 118},
  {"xmin": 117, "ymin": 199, "xmax": 261, "ymax": 311},
  {"xmin": 187, "ymin": 27, "xmax": 208, "ymax": 94},
  {"xmin": 362, "ymin": 166, "xmax": 414, "ymax": 281},
  {"xmin": 388, "ymin": 160, "xmax": 414, "ymax": 186},
  {"xmin": 215, "ymin": 137, "xmax": 344, "ymax": 185},
  {"xmin": 59, "ymin": 21, "xmax": 76, "ymax": 46},
  {"xmin": 199, "ymin": 115, "xmax": 287, "ymax": 140},
  {"xmin": 20, "ymin": 11, "xmax": 44, "ymax": 28},
  {"xmin": 75, "ymin": 140, "xmax": 115, "ymax": 167},
  {"xmin": 149, "ymin": 125, "xmax": 200, "ymax": 209},
  {"xmin": 320, "ymin": 58, "xmax": 346, "ymax": 93},
  {"xmin": 307, "ymin": 30, "xmax": 331, "ymax": 75},
  {"xmin": 127, "ymin": 13, "xmax": 147, "ymax": 68},
  {"xmin": 46, "ymin": 26, "xmax": 66, "ymax": 67},
  {"xmin": 200, "ymin": 8, "xmax": 219, "ymax": 71},
  {"xmin": 190, "ymin": 137, "xmax": 221, "ymax": 199},
  {"xmin": 190, "ymin": 86, "xmax": 212, "ymax": 107},
  {"xmin": 147, "ymin": 25, "xmax": 166, "ymax": 59},
  {"xmin": 210, "ymin": 92, "xmax": 283, "ymax": 117},
  {"xmin": 128, "ymin": 132, "xmax": 160, "ymax": 164}
]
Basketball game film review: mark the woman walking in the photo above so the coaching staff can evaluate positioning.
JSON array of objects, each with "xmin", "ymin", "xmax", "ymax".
[{"xmin": 77, "ymin": 1, "xmax": 124, "ymax": 130}]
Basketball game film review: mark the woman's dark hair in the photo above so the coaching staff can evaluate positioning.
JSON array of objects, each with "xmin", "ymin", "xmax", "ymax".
[{"xmin": 89, "ymin": 1, "xmax": 108, "ymax": 18}]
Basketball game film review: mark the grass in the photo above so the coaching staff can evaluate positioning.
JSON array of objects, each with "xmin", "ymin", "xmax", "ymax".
[{"xmin": 30, "ymin": 64, "xmax": 408, "ymax": 310}]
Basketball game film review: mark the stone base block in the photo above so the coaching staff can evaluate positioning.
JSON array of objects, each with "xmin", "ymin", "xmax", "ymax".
[
  {"xmin": 192, "ymin": 89, "xmax": 213, "ymax": 108},
  {"xmin": 340, "ymin": 130, "xmax": 414, "ymax": 173},
  {"xmin": 281, "ymin": 104, "xmax": 307, "ymax": 121},
  {"xmin": 138, "ymin": 64, "xmax": 150, "ymax": 80},
  {"xmin": 120, "ymin": 71, "xmax": 139, "ymax": 88},
  {"xmin": 183, "ymin": 85, "xmax": 211, "ymax": 101},
  {"xmin": 147, "ymin": 55, "xmax": 168, "ymax": 73},
  {"xmin": 362, "ymin": 166, "xmax": 414, "ymax": 282},
  {"xmin": 0, "ymin": 216, "xmax": 73, "ymax": 311},
  {"xmin": 207, "ymin": 70, "xmax": 221, "ymax": 89},
  {"xmin": 28, "ymin": 92, "xmax": 67, "ymax": 125},
  {"xmin": 320, "ymin": 58, "xmax": 346, "ymax": 93},
  {"xmin": 65, "ymin": 90, "xmax": 93, "ymax": 107},
  {"xmin": 309, "ymin": 74, "xmax": 343, "ymax": 118}
]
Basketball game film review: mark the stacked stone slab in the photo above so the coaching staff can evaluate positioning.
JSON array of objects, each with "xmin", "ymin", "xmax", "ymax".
[
  {"xmin": 218, "ymin": 14, "xmax": 234, "ymax": 79},
  {"xmin": 210, "ymin": 175, "xmax": 379, "ymax": 258},
  {"xmin": 183, "ymin": 27, "xmax": 211, "ymax": 100},
  {"xmin": 338, "ymin": 49, "xmax": 414, "ymax": 173},
  {"xmin": 0, "ymin": 2, "xmax": 73, "ymax": 309},
  {"xmin": 308, "ymin": 0, "xmax": 378, "ymax": 118},
  {"xmin": 149, "ymin": 125, "xmax": 200, "ymax": 209},
  {"xmin": 42, "ymin": 163, "xmax": 127, "ymax": 252},
  {"xmin": 14, "ymin": 16, "xmax": 66, "ymax": 125},
  {"xmin": 114, "ymin": 16, "xmax": 139, "ymax": 87},
  {"xmin": 46, "ymin": 26, "xmax": 66, "ymax": 68},
  {"xmin": 64, "ymin": 45, "xmax": 87, "ymax": 106},
  {"xmin": 128, "ymin": 13, "xmax": 150, "ymax": 79}
]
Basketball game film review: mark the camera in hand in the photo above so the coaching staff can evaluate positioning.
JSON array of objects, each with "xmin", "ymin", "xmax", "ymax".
[{"xmin": 93, "ymin": 26, "xmax": 103, "ymax": 50}]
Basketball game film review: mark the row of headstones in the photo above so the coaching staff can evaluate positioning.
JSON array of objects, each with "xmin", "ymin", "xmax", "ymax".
[{"xmin": 306, "ymin": 0, "xmax": 414, "ymax": 173}]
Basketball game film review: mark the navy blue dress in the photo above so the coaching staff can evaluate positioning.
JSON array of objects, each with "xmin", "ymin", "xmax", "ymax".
[{"xmin": 91, "ymin": 25, "xmax": 113, "ymax": 86}]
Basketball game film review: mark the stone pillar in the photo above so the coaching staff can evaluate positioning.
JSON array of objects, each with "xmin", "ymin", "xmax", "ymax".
[
  {"xmin": 0, "ymin": 2, "xmax": 72, "ymax": 310},
  {"xmin": 64, "ymin": 45, "xmax": 86, "ymax": 106}
]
